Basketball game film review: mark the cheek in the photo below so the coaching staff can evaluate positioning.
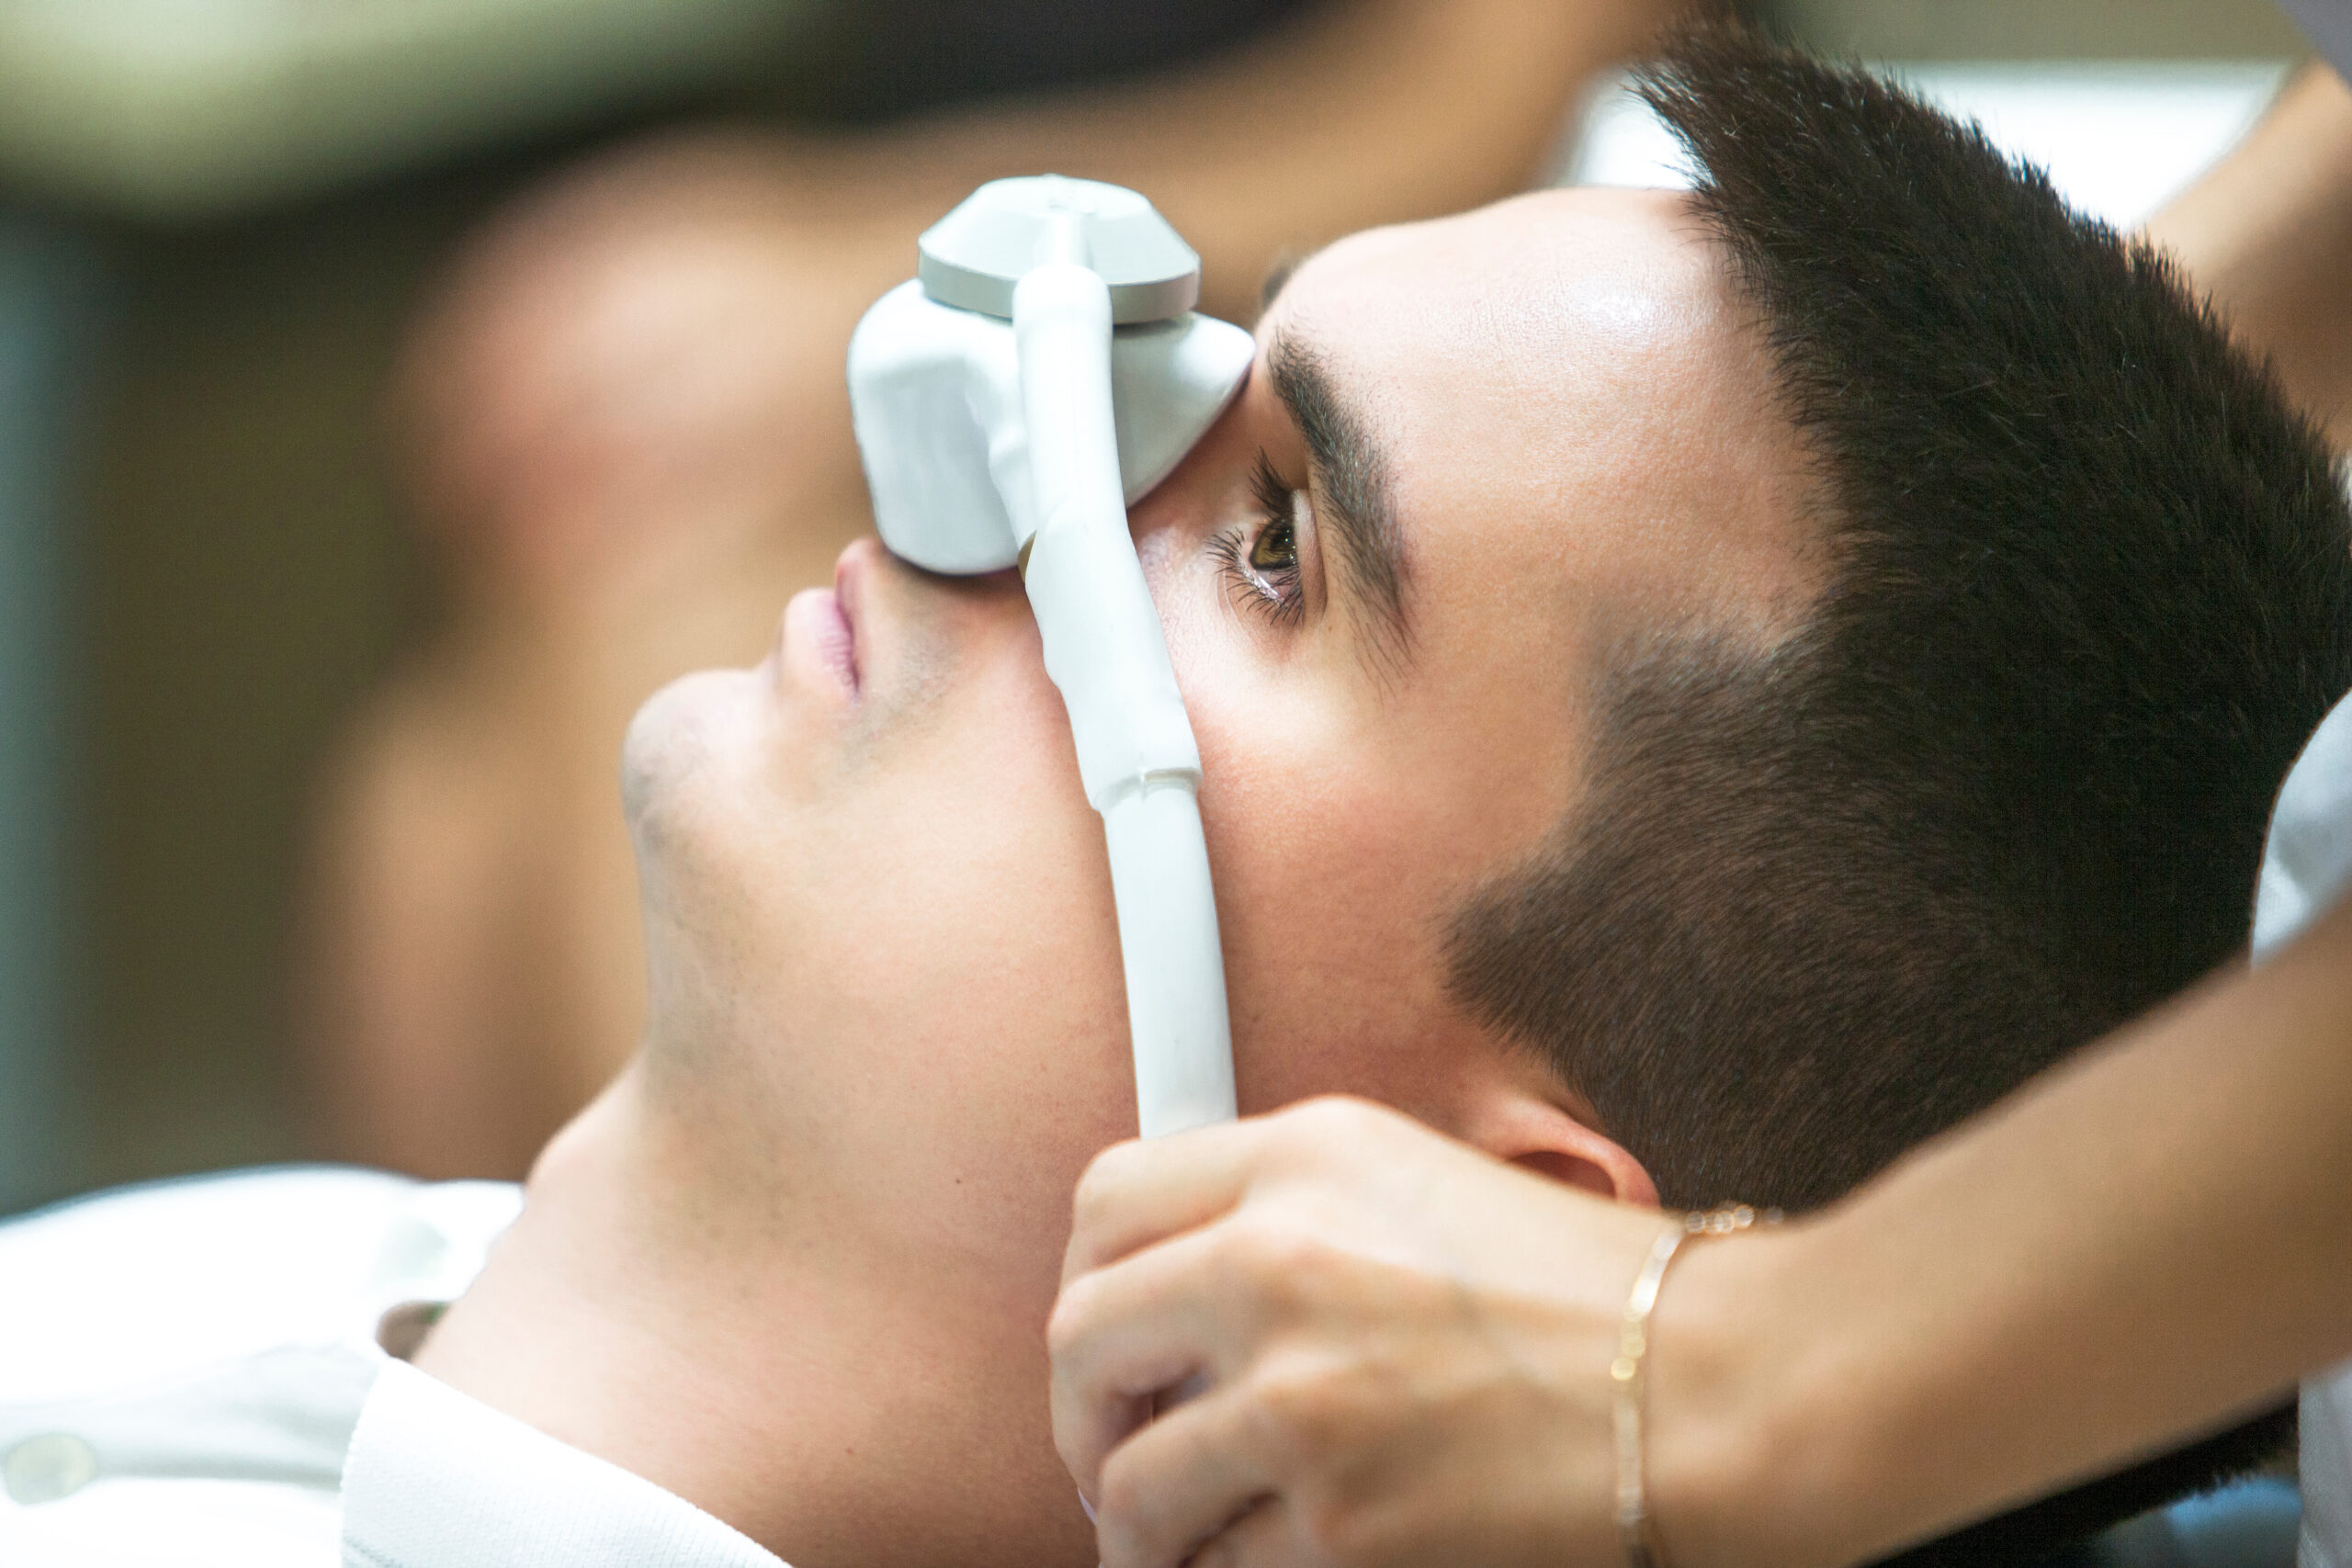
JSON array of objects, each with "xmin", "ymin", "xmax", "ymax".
[
  {"xmin": 781, "ymin": 650, "xmax": 1131, "ymax": 1056},
  {"xmin": 1158, "ymin": 594, "xmax": 1579, "ymax": 1125},
  {"xmin": 1166, "ymin": 645, "xmax": 1472, "ymax": 1117},
  {"xmin": 1215, "ymin": 781, "xmax": 1466, "ymax": 1111},
  {"xmin": 632, "ymin": 626, "xmax": 1144, "ymax": 1270},
  {"xmin": 756, "ymin": 639, "xmax": 1143, "ymax": 1266}
]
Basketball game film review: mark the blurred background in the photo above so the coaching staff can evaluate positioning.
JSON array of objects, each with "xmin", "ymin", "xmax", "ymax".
[{"xmin": 0, "ymin": 0, "xmax": 2317, "ymax": 1219}]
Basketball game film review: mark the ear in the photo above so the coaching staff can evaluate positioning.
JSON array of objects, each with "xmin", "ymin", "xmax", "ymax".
[{"xmin": 1457, "ymin": 1084, "xmax": 1659, "ymax": 1209}]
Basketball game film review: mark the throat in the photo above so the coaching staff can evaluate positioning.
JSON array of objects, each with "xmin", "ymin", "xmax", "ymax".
[{"xmin": 408, "ymin": 1067, "xmax": 1096, "ymax": 1568}]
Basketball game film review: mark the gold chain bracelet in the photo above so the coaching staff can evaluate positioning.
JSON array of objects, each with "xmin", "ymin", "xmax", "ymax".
[{"xmin": 1611, "ymin": 1203, "xmax": 1778, "ymax": 1568}]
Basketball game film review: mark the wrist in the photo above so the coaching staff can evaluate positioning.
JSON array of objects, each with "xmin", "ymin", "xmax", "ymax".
[{"xmin": 1642, "ymin": 1217, "xmax": 1873, "ymax": 1568}]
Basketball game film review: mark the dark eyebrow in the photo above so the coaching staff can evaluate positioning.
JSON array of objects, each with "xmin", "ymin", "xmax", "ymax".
[{"xmin": 1266, "ymin": 326, "xmax": 1411, "ymax": 671}]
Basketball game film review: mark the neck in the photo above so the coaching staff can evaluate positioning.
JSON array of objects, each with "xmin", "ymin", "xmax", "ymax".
[{"xmin": 413, "ymin": 1065, "xmax": 1095, "ymax": 1568}]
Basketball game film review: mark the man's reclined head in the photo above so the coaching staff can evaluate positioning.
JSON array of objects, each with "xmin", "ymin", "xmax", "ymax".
[{"xmin": 422, "ymin": 28, "xmax": 2352, "ymax": 1568}]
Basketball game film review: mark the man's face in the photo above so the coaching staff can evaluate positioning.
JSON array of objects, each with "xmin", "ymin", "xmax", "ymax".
[{"xmin": 619, "ymin": 187, "xmax": 1816, "ymax": 1316}]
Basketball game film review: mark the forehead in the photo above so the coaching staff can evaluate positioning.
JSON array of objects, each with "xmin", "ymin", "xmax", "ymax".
[
  {"xmin": 1262, "ymin": 185, "xmax": 1822, "ymax": 702},
  {"xmin": 1274, "ymin": 186, "xmax": 1726, "ymax": 384}
]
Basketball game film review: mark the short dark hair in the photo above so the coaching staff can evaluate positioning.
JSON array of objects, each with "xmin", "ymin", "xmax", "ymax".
[{"xmin": 1445, "ymin": 23, "xmax": 2352, "ymax": 1553}]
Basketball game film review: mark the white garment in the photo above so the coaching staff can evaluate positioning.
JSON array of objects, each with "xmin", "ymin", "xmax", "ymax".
[
  {"xmin": 343, "ymin": 1361, "xmax": 780, "ymax": 1568},
  {"xmin": 0, "ymin": 1168, "xmax": 782, "ymax": 1567},
  {"xmin": 2246, "ymin": 694, "xmax": 2352, "ymax": 1568}
]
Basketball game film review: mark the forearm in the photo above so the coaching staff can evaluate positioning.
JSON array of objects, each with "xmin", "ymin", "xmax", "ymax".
[
  {"xmin": 1659, "ymin": 894, "xmax": 2352, "ymax": 1568},
  {"xmin": 2145, "ymin": 62, "xmax": 2352, "ymax": 450}
]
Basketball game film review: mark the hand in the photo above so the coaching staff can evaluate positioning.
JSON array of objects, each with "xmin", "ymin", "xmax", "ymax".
[{"xmin": 1048, "ymin": 1096, "xmax": 1680, "ymax": 1568}]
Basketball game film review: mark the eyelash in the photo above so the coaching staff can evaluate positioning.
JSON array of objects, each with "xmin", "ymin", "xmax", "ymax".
[{"xmin": 1211, "ymin": 453, "xmax": 1306, "ymax": 626}]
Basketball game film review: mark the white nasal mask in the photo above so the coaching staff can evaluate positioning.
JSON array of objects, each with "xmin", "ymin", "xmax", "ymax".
[{"xmin": 847, "ymin": 175, "xmax": 1251, "ymax": 1138}]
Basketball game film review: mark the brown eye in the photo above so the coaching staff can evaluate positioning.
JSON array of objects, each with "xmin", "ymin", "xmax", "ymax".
[{"xmin": 1249, "ymin": 516, "xmax": 1297, "ymax": 573}]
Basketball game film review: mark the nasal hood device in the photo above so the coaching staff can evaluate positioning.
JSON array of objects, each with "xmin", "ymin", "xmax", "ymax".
[
  {"xmin": 852, "ymin": 177, "xmax": 1255, "ymax": 575},
  {"xmin": 846, "ymin": 175, "xmax": 1250, "ymax": 1138}
]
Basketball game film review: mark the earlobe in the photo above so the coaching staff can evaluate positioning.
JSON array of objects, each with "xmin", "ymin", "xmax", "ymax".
[{"xmin": 1464, "ymin": 1092, "xmax": 1660, "ymax": 1208}]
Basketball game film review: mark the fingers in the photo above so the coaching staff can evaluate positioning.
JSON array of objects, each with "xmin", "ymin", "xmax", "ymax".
[
  {"xmin": 1065, "ymin": 1117, "xmax": 1274, "ymax": 1285},
  {"xmin": 1092, "ymin": 1384, "xmax": 1284, "ymax": 1568},
  {"xmin": 1057, "ymin": 1098, "xmax": 1461, "ymax": 1568},
  {"xmin": 1065, "ymin": 1097, "xmax": 1413, "ymax": 1285},
  {"xmin": 1182, "ymin": 1497, "xmax": 1293, "ymax": 1568},
  {"xmin": 1053, "ymin": 1222, "xmax": 1241, "ymax": 1502}
]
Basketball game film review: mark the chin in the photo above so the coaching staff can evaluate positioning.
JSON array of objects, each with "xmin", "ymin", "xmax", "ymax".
[{"xmin": 619, "ymin": 666, "xmax": 768, "ymax": 852}]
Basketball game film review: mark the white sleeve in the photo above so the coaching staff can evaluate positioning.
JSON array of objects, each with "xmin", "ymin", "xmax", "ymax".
[
  {"xmin": 2253, "ymin": 694, "xmax": 2352, "ymax": 962},
  {"xmin": 2252, "ymin": 693, "xmax": 2352, "ymax": 1568}
]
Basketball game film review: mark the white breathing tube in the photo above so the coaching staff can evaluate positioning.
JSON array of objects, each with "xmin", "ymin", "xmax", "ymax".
[{"xmin": 847, "ymin": 176, "xmax": 1251, "ymax": 1138}]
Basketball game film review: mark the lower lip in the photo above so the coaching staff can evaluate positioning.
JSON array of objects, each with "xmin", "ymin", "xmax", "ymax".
[{"xmin": 782, "ymin": 585, "xmax": 859, "ymax": 702}]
